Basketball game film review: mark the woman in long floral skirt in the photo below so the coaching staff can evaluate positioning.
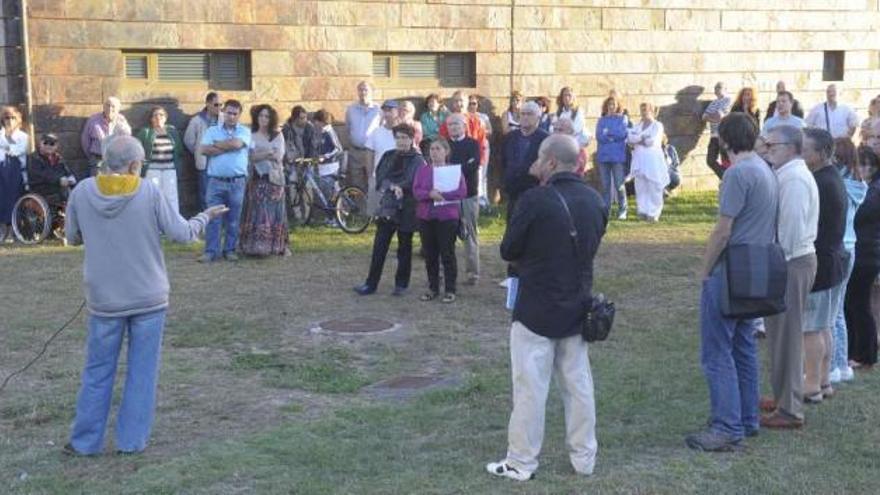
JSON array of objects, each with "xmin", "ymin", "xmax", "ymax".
[{"xmin": 239, "ymin": 104, "xmax": 289, "ymax": 257}]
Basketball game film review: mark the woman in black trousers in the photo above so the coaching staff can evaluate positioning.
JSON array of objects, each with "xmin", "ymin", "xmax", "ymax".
[
  {"xmin": 846, "ymin": 147, "xmax": 880, "ymax": 368},
  {"xmin": 354, "ymin": 124, "xmax": 424, "ymax": 296}
]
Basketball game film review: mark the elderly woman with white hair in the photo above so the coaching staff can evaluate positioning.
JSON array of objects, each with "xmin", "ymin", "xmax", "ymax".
[
  {"xmin": 627, "ymin": 102, "xmax": 669, "ymax": 222},
  {"xmin": 63, "ymin": 135, "xmax": 226, "ymax": 456},
  {"xmin": 553, "ymin": 116, "xmax": 588, "ymax": 177}
]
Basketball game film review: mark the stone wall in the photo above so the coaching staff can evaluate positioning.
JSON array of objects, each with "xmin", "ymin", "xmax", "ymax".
[
  {"xmin": 1, "ymin": 0, "xmax": 24, "ymax": 117},
  {"xmin": 20, "ymin": 0, "xmax": 880, "ymax": 212}
]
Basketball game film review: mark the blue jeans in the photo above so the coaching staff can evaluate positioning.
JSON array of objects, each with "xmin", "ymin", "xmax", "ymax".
[
  {"xmin": 197, "ymin": 169, "xmax": 208, "ymax": 211},
  {"xmin": 699, "ymin": 271, "xmax": 760, "ymax": 440},
  {"xmin": 204, "ymin": 177, "xmax": 245, "ymax": 258},
  {"xmin": 597, "ymin": 162, "xmax": 627, "ymax": 213},
  {"xmin": 831, "ymin": 249, "xmax": 855, "ymax": 371},
  {"xmin": 70, "ymin": 309, "xmax": 167, "ymax": 454}
]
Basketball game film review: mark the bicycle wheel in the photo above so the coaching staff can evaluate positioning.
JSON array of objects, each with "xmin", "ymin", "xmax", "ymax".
[
  {"xmin": 12, "ymin": 194, "xmax": 52, "ymax": 244},
  {"xmin": 335, "ymin": 186, "xmax": 371, "ymax": 234},
  {"xmin": 287, "ymin": 184, "xmax": 312, "ymax": 227}
]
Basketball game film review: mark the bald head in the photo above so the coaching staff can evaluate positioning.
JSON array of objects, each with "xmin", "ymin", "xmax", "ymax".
[{"xmin": 539, "ymin": 134, "xmax": 580, "ymax": 171}]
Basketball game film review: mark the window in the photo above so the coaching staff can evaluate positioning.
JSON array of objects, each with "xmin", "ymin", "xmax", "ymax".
[
  {"xmin": 372, "ymin": 52, "xmax": 476, "ymax": 88},
  {"xmin": 823, "ymin": 51, "xmax": 845, "ymax": 81},
  {"xmin": 122, "ymin": 51, "xmax": 251, "ymax": 90}
]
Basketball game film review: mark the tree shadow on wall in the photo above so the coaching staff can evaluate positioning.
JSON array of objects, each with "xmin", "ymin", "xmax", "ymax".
[{"xmin": 656, "ymin": 85, "xmax": 706, "ymax": 162}]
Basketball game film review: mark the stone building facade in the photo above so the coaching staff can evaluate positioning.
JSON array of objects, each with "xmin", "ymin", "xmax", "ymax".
[{"xmin": 11, "ymin": 0, "xmax": 880, "ymax": 212}]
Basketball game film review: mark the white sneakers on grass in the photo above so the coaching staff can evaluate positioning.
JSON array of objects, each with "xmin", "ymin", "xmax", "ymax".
[
  {"xmin": 486, "ymin": 460, "xmax": 534, "ymax": 481},
  {"xmin": 829, "ymin": 366, "xmax": 855, "ymax": 384}
]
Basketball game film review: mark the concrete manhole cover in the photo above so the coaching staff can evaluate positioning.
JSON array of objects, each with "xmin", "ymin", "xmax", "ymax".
[{"xmin": 310, "ymin": 317, "xmax": 399, "ymax": 336}]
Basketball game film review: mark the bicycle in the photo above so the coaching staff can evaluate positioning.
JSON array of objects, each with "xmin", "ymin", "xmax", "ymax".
[{"xmin": 285, "ymin": 157, "xmax": 371, "ymax": 234}]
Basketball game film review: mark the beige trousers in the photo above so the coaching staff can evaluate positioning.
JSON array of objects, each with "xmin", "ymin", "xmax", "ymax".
[
  {"xmin": 506, "ymin": 321, "xmax": 597, "ymax": 475},
  {"xmin": 460, "ymin": 196, "xmax": 480, "ymax": 278},
  {"xmin": 764, "ymin": 253, "xmax": 817, "ymax": 420}
]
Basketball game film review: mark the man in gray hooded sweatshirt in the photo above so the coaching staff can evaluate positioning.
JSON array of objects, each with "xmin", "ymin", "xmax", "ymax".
[{"xmin": 64, "ymin": 135, "xmax": 226, "ymax": 455}]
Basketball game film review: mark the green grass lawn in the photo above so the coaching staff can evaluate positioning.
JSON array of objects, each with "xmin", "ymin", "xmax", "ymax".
[{"xmin": 2, "ymin": 191, "xmax": 879, "ymax": 494}]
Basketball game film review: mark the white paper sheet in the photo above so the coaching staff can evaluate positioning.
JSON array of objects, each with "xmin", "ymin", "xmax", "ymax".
[{"xmin": 432, "ymin": 164, "xmax": 462, "ymax": 193}]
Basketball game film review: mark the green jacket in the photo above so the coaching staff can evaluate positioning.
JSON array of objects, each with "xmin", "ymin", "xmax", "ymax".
[{"xmin": 135, "ymin": 125, "xmax": 183, "ymax": 177}]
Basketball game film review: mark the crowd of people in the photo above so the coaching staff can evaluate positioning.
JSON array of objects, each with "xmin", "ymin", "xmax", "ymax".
[{"xmin": 5, "ymin": 78, "xmax": 880, "ymax": 485}]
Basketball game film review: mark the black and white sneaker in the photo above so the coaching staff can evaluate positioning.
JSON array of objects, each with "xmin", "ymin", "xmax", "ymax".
[{"xmin": 486, "ymin": 460, "xmax": 534, "ymax": 481}]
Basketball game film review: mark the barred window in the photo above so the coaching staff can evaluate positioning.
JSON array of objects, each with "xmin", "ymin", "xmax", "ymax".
[
  {"xmin": 372, "ymin": 52, "xmax": 476, "ymax": 88},
  {"xmin": 122, "ymin": 51, "xmax": 251, "ymax": 90}
]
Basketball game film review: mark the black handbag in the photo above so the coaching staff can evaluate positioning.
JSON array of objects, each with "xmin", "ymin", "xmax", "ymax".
[
  {"xmin": 720, "ymin": 174, "xmax": 788, "ymax": 319},
  {"xmin": 550, "ymin": 187, "xmax": 616, "ymax": 342}
]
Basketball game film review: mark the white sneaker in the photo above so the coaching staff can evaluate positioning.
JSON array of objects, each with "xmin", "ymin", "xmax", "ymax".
[
  {"xmin": 499, "ymin": 278, "xmax": 511, "ymax": 289},
  {"xmin": 617, "ymin": 210, "xmax": 627, "ymax": 220},
  {"xmin": 486, "ymin": 460, "xmax": 533, "ymax": 481},
  {"xmin": 829, "ymin": 368, "xmax": 842, "ymax": 384},
  {"xmin": 841, "ymin": 366, "xmax": 855, "ymax": 382}
]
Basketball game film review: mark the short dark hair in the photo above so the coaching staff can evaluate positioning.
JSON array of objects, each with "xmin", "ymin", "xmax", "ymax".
[
  {"xmin": 290, "ymin": 105, "xmax": 308, "ymax": 120},
  {"xmin": 425, "ymin": 93, "xmax": 441, "ymax": 107},
  {"xmin": 392, "ymin": 123, "xmax": 415, "ymax": 139},
  {"xmin": 859, "ymin": 144, "xmax": 879, "ymax": 179},
  {"xmin": 205, "ymin": 92, "xmax": 219, "ymax": 103},
  {"xmin": 803, "ymin": 127, "xmax": 834, "ymax": 159},
  {"xmin": 224, "ymin": 99, "xmax": 242, "ymax": 111},
  {"xmin": 776, "ymin": 91, "xmax": 793, "ymax": 103},
  {"xmin": 312, "ymin": 109, "xmax": 332, "ymax": 125},
  {"xmin": 718, "ymin": 112, "xmax": 759, "ymax": 154}
]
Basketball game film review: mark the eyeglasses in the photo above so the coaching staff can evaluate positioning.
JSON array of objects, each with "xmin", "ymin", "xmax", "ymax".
[
  {"xmin": 42, "ymin": 140, "xmax": 57, "ymax": 146},
  {"xmin": 765, "ymin": 141, "xmax": 791, "ymax": 148},
  {"xmin": 2, "ymin": 116, "xmax": 16, "ymax": 121},
  {"xmin": 212, "ymin": 103, "xmax": 222, "ymax": 107}
]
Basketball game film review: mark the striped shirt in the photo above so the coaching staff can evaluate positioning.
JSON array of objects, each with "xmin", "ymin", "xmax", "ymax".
[
  {"xmin": 703, "ymin": 96, "xmax": 731, "ymax": 137},
  {"xmin": 150, "ymin": 134, "xmax": 175, "ymax": 169}
]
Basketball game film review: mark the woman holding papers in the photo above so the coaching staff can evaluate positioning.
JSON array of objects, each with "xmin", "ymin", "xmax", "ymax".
[{"xmin": 413, "ymin": 138, "xmax": 467, "ymax": 303}]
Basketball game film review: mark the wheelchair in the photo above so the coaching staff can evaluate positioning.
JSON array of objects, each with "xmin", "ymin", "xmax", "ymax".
[{"xmin": 11, "ymin": 191, "xmax": 67, "ymax": 245}]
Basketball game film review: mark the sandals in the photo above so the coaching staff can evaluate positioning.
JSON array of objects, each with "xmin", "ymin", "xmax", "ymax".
[
  {"xmin": 420, "ymin": 292, "xmax": 438, "ymax": 302},
  {"xmin": 442, "ymin": 293, "xmax": 456, "ymax": 304}
]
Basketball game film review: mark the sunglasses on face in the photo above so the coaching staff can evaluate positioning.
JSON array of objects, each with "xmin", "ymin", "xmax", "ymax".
[
  {"xmin": 3, "ymin": 116, "xmax": 16, "ymax": 120},
  {"xmin": 212, "ymin": 103, "xmax": 222, "ymax": 107},
  {"xmin": 42, "ymin": 140, "xmax": 57, "ymax": 146}
]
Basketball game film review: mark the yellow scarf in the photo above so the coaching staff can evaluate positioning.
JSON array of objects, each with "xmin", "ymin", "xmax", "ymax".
[{"xmin": 96, "ymin": 175, "xmax": 141, "ymax": 196}]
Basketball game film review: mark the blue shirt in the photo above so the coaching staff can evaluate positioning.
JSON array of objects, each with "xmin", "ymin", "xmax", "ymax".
[
  {"xmin": 763, "ymin": 115, "xmax": 805, "ymax": 133},
  {"xmin": 201, "ymin": 123, "xmax": 251, "ymax": 177},
  {"xmin": 595, "ymin": 114, "xmax": 629, "ymax": 164}
]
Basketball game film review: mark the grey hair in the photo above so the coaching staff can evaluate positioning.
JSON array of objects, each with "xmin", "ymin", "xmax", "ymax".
[
  {"xmin": 105, "ymin": 96, "xmax": 121, "ymax": 107},
  {"xmin": 521, "ymin": 101, "xmax": 541, "ymax": 115},
  {"xmin": 447, "ymin": 113, "xmax": 467, "ymax": 125},
  {"xmin": 103, "ymin": 135, "xmax": 145, "ymax": 172},
  {"xmin": 554, "ymin": 116, "xmax": 574, "ymax": 133},
  {"xmin": 769, "ymin": 125, "xmax": 804, "ymax": 154},
  {"xmin": 539, "ymin": 134, "xmax": 580, "ymax": 170}
]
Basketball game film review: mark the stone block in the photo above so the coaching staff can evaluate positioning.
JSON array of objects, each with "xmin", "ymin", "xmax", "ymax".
[
  {"xmin": 32, "ymin": 75, "xmax": 104, "ymax": 104},
  {"xmin": 251, "ymin": 51, "xmax": 295, "ymax": 76},
  {"xmin": 31, "ymin": 48, "xmax": 120, "ymax": 76},
  {"xmin": 514, "ymin": 6, "xmax": 600, "ymax": 30},
  {"xmin": 664, "ymin": 9, "xmax": 720, "ymax": 31},
  {"xmin": 386, "ymin": 27, "xmax": 496, "ymax": 51},
  {"xmin": 293, "ymin": 51, "xmax": 371, "ymax": 77},
  {"xmin": 253, "ymin": 77, "xmax": 302, "ymax": 102},
  {"xmin": 29, "ymin": 19, "xmax": 89, "ymax": 47},
  {"xmin": 602, "ymin": 8, "xmax": 664, "ymax": 31},
  {"xmin": 309, "ymin": 26, "xmax": 386, "ymax": 51},
  {"xmin": 401, "ymin": 4, "xmax": 509, "ymax": 29},
  {"xmin": 70, "ymin": 0, "xmax": 113, "ymax": 19},
  {"xmin": 317, "ymin": 2, "xmax": 401, "ymax": 27}
]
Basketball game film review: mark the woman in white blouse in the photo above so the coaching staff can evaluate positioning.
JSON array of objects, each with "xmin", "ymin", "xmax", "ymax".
[
  {"xmin": 553, "ymin": 87, "xmax": 590, "ymax": 147},
  {"xmin": 239, "ymin": 104, "xmax": 289, "ymax": 257},
  {"xmin": 627, "ymin": 102, "xmax": 669, "ymax": 222},
  {"xmin": 0, "ymin": 106, "xmax": 29, "ymax": 242}
]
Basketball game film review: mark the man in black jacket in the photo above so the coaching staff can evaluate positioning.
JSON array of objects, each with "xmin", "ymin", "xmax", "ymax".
[
  {"xmin": 802, "ymin": 128, "xmax": 848, "ymax": 401},
  {"xmin": 487, "ymin": 134, "xmax": 607, "ymax": 482},
  {"xmin": 27, "ymin": 133, "xmax": 77, "ymax": 207},
  {"xmin": 447, "ymin": 114, "xmax": 482, "ymax": 285}
]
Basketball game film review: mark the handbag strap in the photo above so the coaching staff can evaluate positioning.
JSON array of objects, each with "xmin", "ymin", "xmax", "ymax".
[{"xmin": 550, "ymin": 185, "xmax": 580, "ymax": 258}]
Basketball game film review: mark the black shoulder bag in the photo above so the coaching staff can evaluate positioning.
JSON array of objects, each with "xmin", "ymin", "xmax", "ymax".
[
  {"xmin": 719, "ymin": 174, "xmax": 787, "ymax": 319},
  {"xmin": 550, "ymin": 186, "xmax": 615, "ymax": 342}
]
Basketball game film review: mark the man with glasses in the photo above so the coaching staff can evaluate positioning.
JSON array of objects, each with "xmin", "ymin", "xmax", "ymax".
[
  {"xmin": 27, "ymin": 133, "xmax": 77, "ymax": 209},
  {"xmin": 763, "ymin": 92, "xmax": 805, "ymax": 133},
  {"xmin": 198, "ymin": 100, "xmax": 251, "ymax": 263},
  {"xmin": 80, "ymin": 96, "xmax": 131, "ymax": 177},
  {"xmin": 184, "ymin": 92, "xmax": 221, "ymax": 210},
  {"xmin": 760, "ymin": 125, "xmax": 819, "ymax": 430}
]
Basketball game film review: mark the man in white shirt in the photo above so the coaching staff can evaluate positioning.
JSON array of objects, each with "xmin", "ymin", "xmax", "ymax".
[
  {"xmin": 805, "ymin": 84, "xmax": 859, "ymax": 139},
  {"xmin": 760, "ymin": 124, "xmax": 819, "ymax": 430},
  {"xmin": 345, "ymin": 81, "xmax": 381, "ymax": 193},
  {"xmin": 365, "ymin": 100, "xmax": 400, "ymax": 210},
  {"xmin": 763, "ymin": 92, "xmax": 806, "ymax": 133},
  {"xmin": 702, "ymin": 82, "xmax": 732, "ymax": 180}
]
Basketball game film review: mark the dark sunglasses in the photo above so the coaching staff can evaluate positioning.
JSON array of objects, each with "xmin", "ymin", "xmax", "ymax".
[
  {"xmin": 42, "ymin": 140, "xmax": 58, "ymax": 146},
  {"xmin": 212, "ymin": 103, "xmax": 222, "ymax": 107},
  {"xmin": 3, "ymin": 115, "xmax": 17, "ymax": 120}
]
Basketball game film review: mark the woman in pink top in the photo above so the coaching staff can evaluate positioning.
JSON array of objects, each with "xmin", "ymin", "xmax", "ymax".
[{"xmin": 413, "ymin": 138, "xmax": 467, "ymax": 302}]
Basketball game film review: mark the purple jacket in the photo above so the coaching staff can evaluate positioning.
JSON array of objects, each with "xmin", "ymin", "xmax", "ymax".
[{"xmin": 413, "ymin": 163, "xmax": 467, "ymax": 221}]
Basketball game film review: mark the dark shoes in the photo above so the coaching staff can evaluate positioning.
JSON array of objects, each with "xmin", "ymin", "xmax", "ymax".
[
  {"xmin": 759, "ymin": 396, "xmax": 776, "ymax": 413},
  {"xmin": 353, "ymin": 284, "xmax": 376, "ymax": 296},
  {"xmin": 760, "ymin": 411, "xmax": 804, "ymax": 429},
  {"xmin": 685, "ymin": 429, "xmax": 744, "ymax": 452}
]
